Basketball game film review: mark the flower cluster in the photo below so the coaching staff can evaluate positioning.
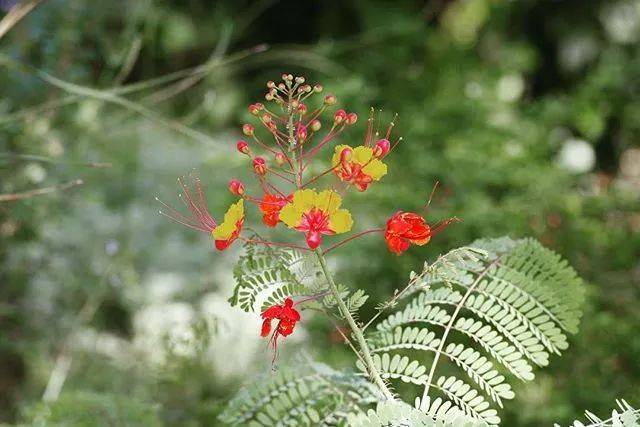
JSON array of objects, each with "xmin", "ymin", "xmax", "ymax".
[{"xmin": 158, "ymin": 74, "xmax": 457, "ymax": 361}]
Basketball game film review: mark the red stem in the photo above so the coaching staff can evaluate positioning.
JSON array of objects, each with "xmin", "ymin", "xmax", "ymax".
[{"xmin": 322, "ymin": 228, "xmax": 384, "ymax": 255}]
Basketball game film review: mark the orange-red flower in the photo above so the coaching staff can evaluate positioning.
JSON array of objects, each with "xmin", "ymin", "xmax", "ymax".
[
  {"xmin": 261, "ymin": 297, "xmax": 301, "ymax": 361},
  {"xmin": 384, "ymin": 211, "xmax": 432, "ymax": 255},
  {"xmin": 258, "ymin": 193, "xmax": 292, "ymax": 227}
]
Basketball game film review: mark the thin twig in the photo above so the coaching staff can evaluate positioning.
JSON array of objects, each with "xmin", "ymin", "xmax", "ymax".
[
  {"xmin": 0, "ymin": 152, "xmax": 112, "ymax": 168},
  {"xmin": 0, "ymin": 0, "xmax": 44, "ymax": 40},
  {"xmin": 0, "ymin": 179, "xmax": 83, "ymax": 202}
]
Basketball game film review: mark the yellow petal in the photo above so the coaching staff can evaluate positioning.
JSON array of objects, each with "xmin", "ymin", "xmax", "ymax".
[
  {"xmin": 292, "ymin": 189, "xmax": 317, "ymax": 212},
  {"xmin": 352, "ymin": 146, "xmax": 374, "ymax": 165},
  {"xmin": 212, "ymin": 199, "xmax": 244, "ymax": 239},
  {"xmin": 329, "ymin": 208, "xmax": 353, "ymax": 234},
  {"xmin": 362, "ymin": 158, "xmax": 388, "ymax": 180},
  {"xmin": 316, "ymin": 190, "xmax": 342, "ymax": 214},
  {"xmin": 279, "ymin": 202, "xmax": 302, "ymax": 228}
]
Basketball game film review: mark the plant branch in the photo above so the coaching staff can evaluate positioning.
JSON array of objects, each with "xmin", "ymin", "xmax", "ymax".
[
  {"xmin": 314, "ymin": 249, "xmax": 394, "ymax": 400},
  {"xmin": 0, "ymin": 179, "xmax": 83, "ymax": 202}
]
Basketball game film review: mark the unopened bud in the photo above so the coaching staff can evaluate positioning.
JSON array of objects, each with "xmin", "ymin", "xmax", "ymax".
[
  {"xmin": 313, "ymin": 84, "xmax": 323, "ymax": 93},
  {"xmin": 295, "ymin": 76, "xmax": 305, "ymax": 84},
  {"xmin": 275, "ymin": 152, "xmax": 286, "ymax": 166},
  {"xmin": 267, "ymin": 81, "xmax": 276, "ymax": 88},
  {"xmin": 253, "ymin": 157, "xmax": 267, "ymax": 175},
  {"xmin": 373, "ymin": 138, "xmax": 391, "ymax": 158},
  {"xmin": 346, "ymin": 112, "xmax": 358, "ymax": 125},
  {"xmin": 299, "ymin": 84, "xmax": 312, "ymax": 93},
  {"xmin": 242, "ymin": 124, "xmax": 254, "ymax": 136},
  {"xmin": 248, "ymin": 103, "xmax": 263, "ymax": 115},
  {"xmin": 290, "ymin": 99, "xmax": 299, "ymax": 109},
  {"xmin": 236, "ymin": 140, "xmax": 251, "ymax": 155},
  {"xmin": 324, "ymin": 94, "xmax": 337, "ymax": 105},
  {"xmin": 265, "ymin": 92, "xmax": 274, "ymax": 101},
  {"xmin": 334, "ymin": 109, "xmax": 347, "ymax": 124},
  {"xmin": 297, "ymin": 103, "xmax": 307, "ymax": 114},
  {"xmin": 278, "ymin": 83, "xmax": 286, "ymax": 90},
  {"xmin": 310, "ymin": 119, "xmax": 321, "ymax": 132},
  {"xmin": 228, "ymin": 179, "xmax": 245, "ymax": 196},
  {"xmin": 262, "ymin": 113, "xmax": 271, "ymax": 124},
  {"xmin": 296, "ymin": 122, "xmax": 308, "ymax": 142}
]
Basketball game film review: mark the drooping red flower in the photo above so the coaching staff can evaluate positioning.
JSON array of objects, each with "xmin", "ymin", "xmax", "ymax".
[
  {"xmin": 384, "ymin": 212, "xmax": 433, "ymax": 255},
  {"xmin": 261, "ymin": 297, "xmax": 301, "ymax": 362},
  {"xmin": 384, "ymin": 211, "xmax": 457, "ymax": 255},
  {"xmin": 259, "ymin": 193, "xmax": 291, "ymax": 227}
]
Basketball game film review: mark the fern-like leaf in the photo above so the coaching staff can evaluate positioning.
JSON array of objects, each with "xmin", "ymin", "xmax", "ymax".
[
  {"xmin": 557, "ymin": 399, "xmax": 640, "ymax": 427},
  {"xmin": 365, "ymin": 237, "xmax": 585, "ymax": 426}
]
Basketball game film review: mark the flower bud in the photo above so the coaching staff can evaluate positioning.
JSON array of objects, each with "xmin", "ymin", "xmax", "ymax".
[
  {"xmin": 296, "ymin": 122, "xmax": 308, "ymax": 142},
  {"xmin": 267, "ymin": 81, "xmax": 276, "ymax": 88},
  {"xmin": 265, "ymin": 92, "xmax": 274, "ymax": 101},
  {"xmin": 340, "ymin": 147, "xmax": 353, "ymax": 164},
  {"xmin": 275, "ymin": 152, "xmax": 286, "ymax": 166},
  {"xmin": 295, "ymin": 76, "xmax": 305, "ymax": 84},
  {"xmin": 310, "ymin": 119, "xmax": 321, "ymax": 132},
  {"xmin": 278, "ymin": 83, "xmax": 286, "ymax": 90},
  {"xmin": 346, "ymin": 112, "xmax": 358, "ymax": 125},
  {"xmin": 299, "ymin": 84, "xmax": 312, "ymax": 93},
  {"xmin": 297, "ymin": 103, "xmax": 307, "ymax": 114},
  {"xmin": 313, "ymin": 84, "xmax": 323, "ymax": 93},
  {"xmin": 324, "ymin": 94, "xmax": 337, "ymax": 106},
  {"xmin": 236, "ymin": 140, "xmax": 251, "ymax": 155},
  {"xmin": 253, "ymin": 157, "xmax": 267, "ymax": 175},
  {"xmin": 290, "ymin": 99, "xmax": 299, "ymax": 109},
  {"xmin": 228, "ymin": 179, "xmax": 245, "ymax": 196},
  {"xmin": 373, "ymin": 138, "xmax": 391, "ymax": 158},
  {"xmin": 334, "ymin": 109, "xmax": 347, "ymax": 124},
  {"xmin": 242, "ymin": 124, "xmax": 254, "ymax": 136},
  {"xmin": 262, "ymin": 113, "xmax": 271, "ymax": 124},
  {"xmin": 248, "ymin": 103, "xmax": 263, "ymax": 115}
]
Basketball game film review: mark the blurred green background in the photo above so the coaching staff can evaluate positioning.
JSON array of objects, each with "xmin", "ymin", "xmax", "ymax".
[{"xmin": 1, "ymin": 0, "xmax": 639, "ymax": 425}]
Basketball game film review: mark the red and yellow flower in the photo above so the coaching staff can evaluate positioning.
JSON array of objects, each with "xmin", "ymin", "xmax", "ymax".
[
  {"xmin": 384, "ymin": 211, "xmax": 432, "ymax": 255},
  {"xmin": 332, "ymin": 145, "xmax": 387, "ymax": 191},
  {"xmin": 260, "ymin": 297, "xmax": 301, "ymax": 362},
  {"xmin": 212, "ymin": 199, "xmax": 244, "ymax": 251},
  {"xmin": 279, "ymin": 189, "xmax": 353, "ymax": 249},
  {"xmin": 258, "ymin": 193, "xmax": 292, "ymax": 227}
]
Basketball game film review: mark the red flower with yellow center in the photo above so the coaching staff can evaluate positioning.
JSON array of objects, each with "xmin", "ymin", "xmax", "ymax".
[
  {"xmin": 261, "ymin": 297, "xmax": 301, "ymax": 361},
  {"xmin": 384, "ymin": 211, "xmax": 433, "ymax": 255},
  {"xmin": 258, "ymin": 193, "xmax": 292, "ymax": 227},
  {"xmin": 279, "ymin": 189, "xmax": 353, "ymax": 249},
  {"xmin": 332, "ymin": 145, "xmax": 388, "ymax": 191},
  {"xmin": 211, "ymin": 199, "xmax": 244, "ymax": 250}
]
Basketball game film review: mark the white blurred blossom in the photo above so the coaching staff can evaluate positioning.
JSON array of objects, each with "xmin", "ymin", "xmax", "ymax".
[
  {"xmin": 496, "ymin": 74, "xmax": 525, "ymax": 103},
  {"xmin": 557, "ymin": 138, "xmax": 596, "ymax": 173},
  {"xmin": 600, "ymin": 1, "xmax": 640, "ymax": 43},
  {"xmin": 23, "ymin": 162, "xmax": 46, "ymax": 183},
  {"xmin": 559, "ymin": 35, "xmax": 599, "ymax": 72}
]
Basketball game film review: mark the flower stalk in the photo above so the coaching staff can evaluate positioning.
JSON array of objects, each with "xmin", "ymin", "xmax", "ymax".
[{"xmin": 314, "ymin": 249, "xmax": 395, "ymax": 401}]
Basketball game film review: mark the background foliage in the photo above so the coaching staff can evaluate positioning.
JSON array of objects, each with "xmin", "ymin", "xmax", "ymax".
[{"xmin": 1, "ymin": 0, "xmax": 639, "ymax": 425}]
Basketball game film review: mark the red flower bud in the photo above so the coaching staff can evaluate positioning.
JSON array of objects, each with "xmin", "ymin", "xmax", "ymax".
[
  {"xmin": 297, "ymin": 103, "xmax": 307, "ymax": 114},
  {"xmin": 324, "ymin": 94, "xmax": 337, "ymax": 106},
  {"xmin": 267, "ymin": 81, "xmax": 276, "ymax": 88},
  {"xmin": 296, "ymin": 122, "xmax": 308, "ymax": 142},
  {"xmin": 228, "ymin": 179, "xmax": 245, "ymax": 196},
  {"xmin": 242, "ymin": 124, "xmax": 254, "ymax": 136},
  {"xmin": 299, "ymin": 84, "xmax": 312, "ymax": 93},
  {"xmin": 373, "ymin": 138, "xmax": 391, "ymax": 158},
  {"xmin": 334, "ymin": 109, "xmax": 347, "ymax": 124},
  {"xmin": 236, "ymin": 140, "xmax": 251, "ymax": 155},
  {"xmin": 313, "ymin": 84, "xmax": 323, "ymax": 93},
  {"xmin": 262, "ymin": 113, "xmax": 272, "ymax": 124},
  {"xmin": 253, "ymin": 157, "xmax": 267, "ymax": 175},
  {"xmin": 295, "ymin": 76, "xmax": 305, "ymax": 84},
  {"xmin": 248, "ymin": 103, "xmax": 263, "ymax": 115},
  {"xmin": 346, "ymin": 112, "xmax": 358, "ymax": 125},
  {"xmin": 275, "ymin": 152, "xmax": 286, "ymax": 166},
  {"xmin": 310, "ymin": 119, "xmax": 321, "ymax": 132}
]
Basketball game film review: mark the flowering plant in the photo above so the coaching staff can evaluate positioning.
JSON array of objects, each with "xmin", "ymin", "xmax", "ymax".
[{"xmin": 159, "ymin": 75, "xmax": 586, "ymax": 426}]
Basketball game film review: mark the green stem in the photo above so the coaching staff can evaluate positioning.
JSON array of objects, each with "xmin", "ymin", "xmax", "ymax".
[{"xmin": 314, "ymin": 249, "xmax": 394, "ymax": 400}]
